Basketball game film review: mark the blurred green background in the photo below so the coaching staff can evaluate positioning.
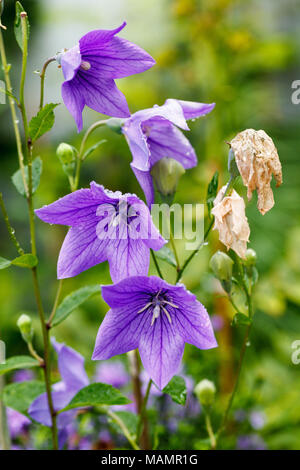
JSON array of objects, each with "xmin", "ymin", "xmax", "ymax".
[{"xmin": 1, "ymin": 0, "xmax": 300, "ymax": 450}]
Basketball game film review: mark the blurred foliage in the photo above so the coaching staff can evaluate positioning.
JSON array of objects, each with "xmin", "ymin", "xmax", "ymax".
[{"xmin": 1, "ymin": 0, "xmax": 300, "ymax": 450}]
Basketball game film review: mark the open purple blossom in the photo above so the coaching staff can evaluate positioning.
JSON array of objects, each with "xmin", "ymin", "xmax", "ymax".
[
  {"xmin": 58, "ymin": 22, "xmax": 155, "ymax": 131},
  {"xmin": 35, "ymin": 182, "xmax": 165, "ymax": 282},
  {"xmin": 29, "ymin": 338, "xmax": 89, "ymax": 448},
  {"xmin": 92, "ymin": 276, "xmax": 217, "ymax": 389},
  {"xmin": 121, "ymin": 99, "xmax": 215, "ymax": 206}
]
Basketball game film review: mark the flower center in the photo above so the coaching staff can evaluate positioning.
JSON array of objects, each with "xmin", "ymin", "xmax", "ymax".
[
  {"xmin": 80, "ymin": 60, "xmax": 91, "ymax": 71},
  {"xmin": 137, "ymin": 292, "xmax": 179, "ymax": 326}
]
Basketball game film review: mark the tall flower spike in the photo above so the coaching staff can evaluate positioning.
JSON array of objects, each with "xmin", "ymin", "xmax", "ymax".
[
  {"xmin": 29, "ymin": 338, "xmax": 89, "ymax": 449},
  {"xmin": 35, "ymin": 182, "xmax": 165, "ymax": 282},
  {"xmin": 58, "ymin": 22, "xmax": 155, "ymax": 131},
  {"xmin": 121, "ymin": 99, "xmax": 215, "ymax": 206},
  {"xmin": 230, "ymin": 129, "xmax": 282, "ymax": 215},
  {"xmin": 92, "ymin": 276, "xmax": 217, "ymax": 389},
  {"xmin": 212, "ymin": 186, "xmax": 250, "ymax": 259}
]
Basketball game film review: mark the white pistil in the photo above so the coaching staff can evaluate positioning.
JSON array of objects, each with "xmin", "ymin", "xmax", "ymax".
[
  {"xmin": 137, "ymin": 295, "xmax": 178, "ymax": 326},
  {"xmin": 151, "ymin": 304, "xmax": 161, "ymax": 326}
]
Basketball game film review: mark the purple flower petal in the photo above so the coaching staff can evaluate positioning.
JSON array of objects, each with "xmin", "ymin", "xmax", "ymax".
[
  {"xmin": 61, "ymin": 80, "xmax": 85, "ymax": 132},
  {"xmin": 79, "ymin": 22, "xmax": 127, "ymax": 54},
  {"xmin": 93, "ymin": 276, "xmax": 217, "ymax": 389},
  {"xmin": 171, "ymin": 100, "xmax": 216, "ymax": 121},
  {"xmin": 51, "ymin": 338, "xmax": 89, "ymax": 391},
  {"xmin": 60, "ymin": 44, "xmax": 81, "ymax": 81}
]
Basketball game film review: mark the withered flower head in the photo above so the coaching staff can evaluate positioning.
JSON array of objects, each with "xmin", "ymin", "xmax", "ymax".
[
  {"xmin": 230, "ymin": 129, "xmax": 282, "ymax": 215},
  {"xmin": 211, "ymin": 186, "xmax": 250, "ymax": 259}
]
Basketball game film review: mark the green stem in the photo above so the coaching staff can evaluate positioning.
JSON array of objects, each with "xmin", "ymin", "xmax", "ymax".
[
  {"xmin": 0, "ymin": 29, "xmax": 28, "ymax": 196},
  {"xmin": 39, "ymin": 57, "xmax": 56, "ymax": 110},
  {"xmin": 176, "ymin": 217, "xmax": 214, "ymax": 283},
  {"xmin": 151, "ymin": 249, "xmax": 164, "ymax": 279},
  {"xmin": 106, "ymin": 409, "xmax": 140, "ymax": 450},
  {"xmin": 73, "ymin": 119, "xmax": 108, "ymax": 191},
  {"xmin": 0, "ymin": 376, "xmax": 10, "ymax": 450},
  {"xmin": 0, "ymin": 193, "xmax": 24, "ymax": 255},
  {"xmin": 47, "ymin": 279, "xmax": 63, "ymax": 328},
  {"xmin": 27, "ymin": 341, "xmax": 44, "ymax": 366},
  {"xmin": 137, "ymin": 379, "xmax": 152, "ymax": 441},
  {"xmin": 169, "ymin": 228, "xmax": 180, "ymax": 272},
  {"xmin": 204, "ymin": 408, "xmax": 216, "ymax": 450}
]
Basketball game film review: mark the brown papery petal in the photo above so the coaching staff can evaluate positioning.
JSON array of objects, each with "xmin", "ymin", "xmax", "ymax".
[{"xmin": 230, "ymin": 129, "xmax": 282, "ymax": 215}]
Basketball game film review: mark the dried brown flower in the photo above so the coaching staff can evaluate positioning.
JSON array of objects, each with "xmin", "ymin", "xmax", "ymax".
[
  {"xmin": 212, "ymin": 186, "xmax": 250, "ymax": 259},
  {"xmin": 230, "ymin": 129, "xmax": 282, "ymax": 215}
]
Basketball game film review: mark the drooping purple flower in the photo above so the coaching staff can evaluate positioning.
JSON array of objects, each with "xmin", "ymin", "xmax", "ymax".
[
  {"xmin": 92, "ymin": 276, "xmax": 217, "ymax": 389},
  {"xmin": 29, "ymin": 338, "xmax": 89, "ymax": 448},
  {"xmin": 94, "ymin": 360, "xmax": 129, "ymax": 388},
  {"xmin": 58, "ymin": 22, "xmax": 155, "ymax": 131},
  {"xmin": 35, "ymin": 182, "xmax": 165, "ymax": 282},
  {"xmin": 122, "ymin": 99, "xmax": 215, "ymax": 206},
  {"xmin": 7, "ymin": 408, "xmax": 30, "ymax": 439}
]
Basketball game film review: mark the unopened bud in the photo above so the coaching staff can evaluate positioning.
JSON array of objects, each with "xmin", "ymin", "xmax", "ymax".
[
  {"xmin": 194, "ymin": 379, "xmax": 216, "ymax": 407},
  {"xmin": 151, "ymin": 157, "xmax": 185, "ymax": 202},
  {"xmin": 56, "ymin": 143, "xmax": 75, "ymax": 165},
  {"xmin": 209, "ymin": 251, "xmax": 234, "ymax": 293},
  {"xmin": 17, "ymin": 314, "xmax": 33, "ymax": 343},
  {"xmin": 244, "ymin": 248, "xmax": 257, "ymax": 266}
]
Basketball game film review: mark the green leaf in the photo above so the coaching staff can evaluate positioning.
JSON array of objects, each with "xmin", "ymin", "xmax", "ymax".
[
  {"xmin": 14, "ymin": 2, "xmax": 30, "ymax": 52},
  {"xmin": 0, "ymin": 256, "xmax": 11, "ymax": 270},
  {"xmin": 0, "ymin": 356, "xmax": 39, "ymax": 376},
  {"xmin": 155, "ymin": 245, "xmax": 177, "ymax": 268},
  {"xmin": 3, "ymin": 381, "xmax": 45, "ymax": 416},
  {"xmin": 162, "ymin": 375, "xmax": 187, "ymax": 405},
  {"xmin": 232, "ymin": 313, "xmax": 252, "ymax": 326},
  {"xmin": 206, "ymin": 171, "xmax": 219, "ymax": 215},
  {"xmin": 11, "ymin": 253, "xmax": 38, "ymax": 268},
  {"xmin": 12, "ymin": 156, "xmax": 43, "ymax": 197},
  {"xmin": 60, "ymin": 383, "xmax": 131, "ymax": 412},
  {"xmin": 29, "ymin": 103, "xmax": 59, "ymax": 142},
  {"xmin": 52, "ymin": 285, "xmax": 100, "ymax": 327},
  {"xmin": 108, "ymin": 411, "xmax": 138, "ymax": 438},
  {"xmin": 82, "ymin": 140, "xmax": 106, "ymax": 161}
]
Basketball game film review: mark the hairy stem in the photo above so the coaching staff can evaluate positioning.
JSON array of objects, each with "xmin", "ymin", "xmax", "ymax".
[{"xmin": 39, "ymin": 57, "xmax": 56, "ymax": 110}]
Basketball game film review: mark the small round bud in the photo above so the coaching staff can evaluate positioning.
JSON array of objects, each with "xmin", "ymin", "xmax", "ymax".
[
  {"xmin": 151, "ymin": 157, "xmax": 185, "ymax": 202},
  {"xmin": 194, "ymin": 379, "xmax": 216, "ymax": 407},
  {"xmin": 244, "ymin": 248, "xmax": 257, "ymax": 266},
  {"xmin": 209, "ymin": 251, "xmax": 233, "ymax": 282},
  {"xmin": 56, "ymin": 143, "xmax": 75, "ymax": 165},
  {"xmin": 17, "ymin": 314, "xmax": 33, "ymax": 343}
]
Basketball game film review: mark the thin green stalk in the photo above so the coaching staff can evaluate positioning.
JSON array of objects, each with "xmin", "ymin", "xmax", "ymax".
[
  {"xmin": 151, "ymin": 249, "xmax": 164, "ymax": 279},
  {"xmin": 39, "ymin": 57, "xmax": 56, "ymax": 110},
  {"xmin": 106, "ymin": 409, "xmax": 140, "ymax": 450},
  {"xmin": 137, "ymin": 378, "xmax": 152, "ymax": 441},
  {"xmin": 18, "ymin": 13, "xmax": 58, "ymax": 450},
  {"xmin": 176, "ymin": 217, "xmax": 214, "ymax": 282},
  {"xmin": 47, "ymin": 279, "xmax": 63, "ymax": 328},
  {"xmin": 169, "ymin": 228, "xmax": 180, "ymax": 272},
  {"xmin": 73, "ymin": 119, "xmax": 108, "ymax": 191},
  {"xmin": 204, "ymin": 408, "xmax": 216, "ymax": 450},
  {"xmin": 0, "ymin": 29, "xmax": 28, "ymax": 196},
  {"xmin": 27, "ymin": 341, "xmax": 44, "ymax": 366},
  {"xmin": 0, "ymin": 376, "xmax": 10, "ymax": 450},
  {"xmin": 0, "ymin": 193, "xmax": 24, "ymax": 255}
]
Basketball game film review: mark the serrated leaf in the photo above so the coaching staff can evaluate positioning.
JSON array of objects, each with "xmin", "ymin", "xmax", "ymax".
[
  {"xmin": 82, "ymin": 140, "xmax": 106, "ymax": 161},
  {"xmin": 14, "ymin": 2, "xmax": 30, "ymax": 52},
  {"xmin": 162, "ymin": 375, "xmax": 187, "ymax": 405},
  {"xmin": 232, "ymin": 313, "xmax": 252, "ymax": 326},
  {"xmin": 155, "ymin": 245, "xmax": 177, "ymax": 268},
  {"xmin": 0, "ymin": 356, "xmax": 39, "ymax": 376},
  {"xmin": 108, "ymin": 411, "xmax": 138, "ymax": 438},
  {"xmin": 3, "ymin": 381, "xmax": 45, "ymax": 416},
  {"xmin": 60, "ymin": 383, "xmax": 131, "ymax": 412},
  {"xmin": 0, "ymin": 256, "xmax": 11, "ymax": 270},
  {"xmin": 29, "ymin": 103, "xmax": 59, "ymax": 142},
  {"xmin": 52, "ymin": 285, "xmax": 100, "ymax": 327},
  {"xmin": 12, "ymin": 156, "xmax": 42, "ymax": 197},
  {"xmin": 11, "ymin": 253, "xmax": 38, "ymax": 268},
  {"xmin": 206, "ymin": 171, "xmax": 219, "ymax": 215}
]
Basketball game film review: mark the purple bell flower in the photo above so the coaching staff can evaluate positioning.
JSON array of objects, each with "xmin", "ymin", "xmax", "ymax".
[
  {"xmin": 35, "ymin": 182, "xmax": 165, "ymax": 282},
  {"xmin": 92, "ymin": 275, "xmax": 217, "ymax": 389},
  {"xmin": 28, "ymin": 338, "xmax": 89, "ymax": 448},
  {"xmin": 122, "ymin": 99, "xmax": 215, "ymax": 206},
  {"xmin": 58, "ymin": 22, "xmax": 155, "ymax": 131}
]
